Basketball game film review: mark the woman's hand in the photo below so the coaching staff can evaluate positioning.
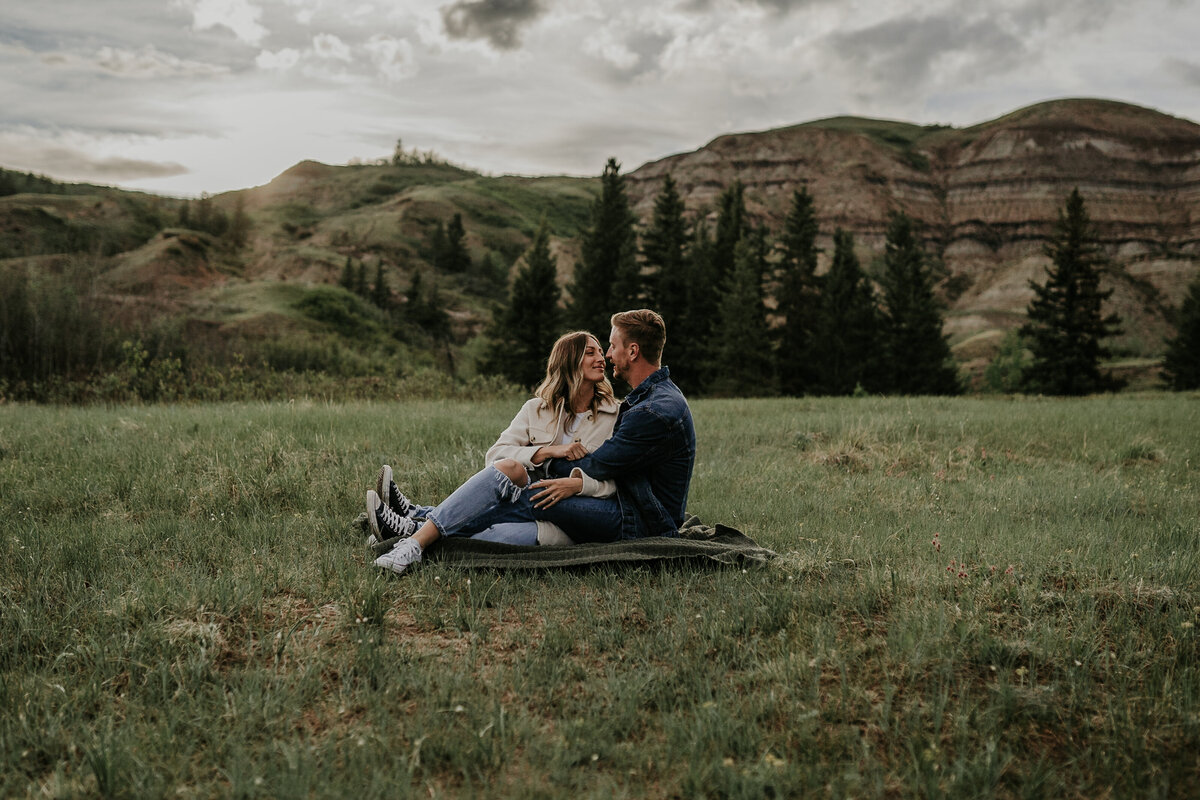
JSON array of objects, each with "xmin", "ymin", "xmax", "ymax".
[
  {"xmin": 560, "ymin": 442, "xmax": 588, "ymax": 461},
  {"xmin": 529, "ymin": 477, "xmax": 583, "ymax": 509},
  {"xmin": 531, "ymin": 443, "xmax": 589, "ymax": 463}
]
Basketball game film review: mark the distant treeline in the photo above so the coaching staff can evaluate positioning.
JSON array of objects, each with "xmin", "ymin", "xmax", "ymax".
[
  {"xmin": 1, "ymin": 162, "xmax": 1197, "ymax": 402},
  {"xmin": 485, "ymin": 160, "xmax": 961, "ymax": 397},
  {"xmin": 482, "ymin": 161, "xmax": 1199, "ymax": 396}
]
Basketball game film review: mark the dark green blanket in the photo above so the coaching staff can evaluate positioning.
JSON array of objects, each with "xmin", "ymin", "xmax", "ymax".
[{"xmin": 357, "ymin": 514, "xmax": 776, "ymax": 570}]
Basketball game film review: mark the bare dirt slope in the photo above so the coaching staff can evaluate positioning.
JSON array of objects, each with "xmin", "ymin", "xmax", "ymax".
[{"xmin": 626, "ymin": 99, "xmax": 1200, "ymax": 375}]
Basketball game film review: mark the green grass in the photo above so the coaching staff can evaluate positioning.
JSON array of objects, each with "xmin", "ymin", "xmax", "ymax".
[{"xmin": 2, "ymin": 395, "xmax": 1198, "ymax": 798}]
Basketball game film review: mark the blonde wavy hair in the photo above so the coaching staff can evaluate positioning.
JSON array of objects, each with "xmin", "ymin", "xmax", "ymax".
[{"xmin": 534, "ymin": 331, "xmax": 615, "ymax": 419}]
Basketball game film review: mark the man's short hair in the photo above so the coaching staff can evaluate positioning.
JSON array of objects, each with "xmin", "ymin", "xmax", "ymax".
[{"xmin": 611, "ymin": 309, "xmax": 666, "ymax": 364}]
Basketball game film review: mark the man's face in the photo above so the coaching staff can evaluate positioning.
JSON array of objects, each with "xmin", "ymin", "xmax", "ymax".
[{"xmin": 606, "ymin": 326, "xmax": 631, "ymax": 383}]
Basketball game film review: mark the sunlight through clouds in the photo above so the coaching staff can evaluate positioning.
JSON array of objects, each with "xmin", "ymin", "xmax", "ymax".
[
  {"xmin": 364, "ymin": 36, "xmax": 419, "ymax": 82},
  {"xmin": 178, "ymin": 0, "xmax": 269, "ymax": 45}
]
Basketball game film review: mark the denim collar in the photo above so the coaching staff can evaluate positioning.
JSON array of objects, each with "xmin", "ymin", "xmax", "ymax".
[{"xmin": 624, "ymin": 366, "xmax": 671, "ymax": 408}]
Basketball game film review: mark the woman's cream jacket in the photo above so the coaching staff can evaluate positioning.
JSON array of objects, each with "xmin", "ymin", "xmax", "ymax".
[{"xmin": 484, "ymin": 396, "xmax": 619, "ymax": 499}]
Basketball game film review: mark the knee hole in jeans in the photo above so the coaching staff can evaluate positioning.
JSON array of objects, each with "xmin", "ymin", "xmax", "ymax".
[{"xmin": 494, "ymin": 458, "xmax": 529, "ymax": 487}]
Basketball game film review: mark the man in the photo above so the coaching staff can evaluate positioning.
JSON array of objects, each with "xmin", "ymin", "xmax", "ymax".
[
  {"xmin": 550, "ymin": 308, "xmax": 695, "ymax": 539},
  {"xmin": 371, "ymin": 309, "xmax": 696, "ymax": 573}
]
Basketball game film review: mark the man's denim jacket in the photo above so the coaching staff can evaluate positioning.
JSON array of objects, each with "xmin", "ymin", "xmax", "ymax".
[{"xmin": 553, "ymin": 366, "xmax": 695, "ymax": 539}]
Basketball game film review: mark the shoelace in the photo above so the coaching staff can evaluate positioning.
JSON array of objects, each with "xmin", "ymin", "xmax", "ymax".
[
  {"xmin": 376, "ymin": 501, "xmax": 412, "ymax": 537},
  {"xmin": 387, "ymin": 482, "xmax": 413, "ymax": 517}
]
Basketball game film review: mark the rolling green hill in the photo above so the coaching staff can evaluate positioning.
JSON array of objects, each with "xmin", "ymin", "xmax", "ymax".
[{"xmin": 0, "ymin": 162, "xmax": 599, "ymax": 399}]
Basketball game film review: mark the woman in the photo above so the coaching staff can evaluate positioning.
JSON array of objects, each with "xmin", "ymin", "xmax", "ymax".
[{"xmin": 366, "ymin": 330, "xmax": 618, "ymax": 555}]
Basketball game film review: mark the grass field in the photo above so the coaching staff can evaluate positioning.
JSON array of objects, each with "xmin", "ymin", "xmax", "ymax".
[{"xmin": 2, "ymin": 394, "xmax": 1198, "ymax": 798}]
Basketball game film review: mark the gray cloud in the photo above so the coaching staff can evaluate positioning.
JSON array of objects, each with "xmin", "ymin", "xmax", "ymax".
[
  {"xmin": 441, "ymin": 0, "xmax": 544, "ymax": 50},
  {"xmin": 0, "ymin": 138, "xmax": 188, "ymax": 183},
  {"xmin": 1, "ymin": 1, "xmax": 251, "ymax": 69},
  {"xmin": 1166, "ymin": 57, "xmax": 1200, "ymax": 86},
  {"xmin": 589, "ymin": 31, "xmax": 675, "ymax": 83},
  {"xmin": 823, "ymin": 1, "xmax": 1125, "ymax": 101},
  {"xmin": 827, "ymin": 13, "xmax": 1026, "ymax": 99}
]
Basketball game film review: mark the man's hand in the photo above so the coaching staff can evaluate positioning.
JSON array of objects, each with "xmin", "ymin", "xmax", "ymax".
[
  {"xmin": 532, "ymin": 442, "xmax": 588, "ymax": 463},
  {"xmin": 529, "ymin": 477, "xmax": 583, "ymax": 508}
]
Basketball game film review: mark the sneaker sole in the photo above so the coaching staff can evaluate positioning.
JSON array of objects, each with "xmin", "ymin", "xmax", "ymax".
[
  {"xmin": 365, "ymin": 490, "xmax": 382, "ymax": 537},
  {"xmin": 376, "ymin": 464, "xmax": 392, "ymax": 507}
]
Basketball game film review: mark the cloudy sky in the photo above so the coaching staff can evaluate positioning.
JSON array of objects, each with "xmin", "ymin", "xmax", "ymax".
[{"xmin": 3, "ymin": 0, "xmax": 1199, "ymax": 197}]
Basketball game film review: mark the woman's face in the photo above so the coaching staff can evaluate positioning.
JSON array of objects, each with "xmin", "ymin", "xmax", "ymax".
[{"xmin": 581, "ymin": 337, "xmax": 607, "ymax": 383}]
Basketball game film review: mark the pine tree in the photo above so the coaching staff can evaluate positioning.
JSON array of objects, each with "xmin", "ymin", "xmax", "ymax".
[
  {"xmin": 485, "ymin": 222, "xmax": 564, "ymax": 388},
  {"xmin": 568, "ymin": 158, "xmax": 639, "ymax": 337},
  {"xmin": 982, "ymin": 329, "xmax": 1032, "ymax": 393},
  {"xmin": 427, "ymin": 222, "xmax": 446, "ymax": 270},
  {"xmin": 404, "ymin": 269, "xmax": 449, "ymax": 336},
  {"xmin": 195, "ymin": 193, "xmax": 212, "ymax": 233},
  {"xmin": 1021, "ymin": 189, "xmax": 1123, "ymax": 395},
  {"xmin": 227, "ymin": 195, "xmax": 250, "ymax": 249},
  {"xmin": 642, "ymin": 174, "xmax": 689, "ymax": 330},
  {"xmin": 668, "ymin": 219, "xmax": 715, "ymax": 395},
  {"xmin": 775, "ymin": 187, "xmax": 822, "ymax": 395},
  {"xmin": 355, "ymin": 261, "xmax": 368, "ymax": 297},
  {"xmin": 473, "ymin": 250, "xmax": 509, "ymax": 295},
  {"xmin": 1162, "ymin": 272, "xmax": 1200, "ymax": 390},
  {"xmin": 371, "ymin": 261, "xmax": 388, "ymax": 308},
  {"xmin": 406, "ymin": 268, "xmax": 424, "ymax": 306},
  {"xmin": 712, "ymin": 182, "xmax": 749, "ymax": 290},
  {"xmin": 339, "ymin": 257, "xmax": 355, "ymax": 291},
  {"xmin": 810, "ymin": 229, "xmax": 881, "ymax": 395},
  {"xmin": 443, "ymin": 213, "xmax": 472, "ymax": 273},
  {"xmin": 709, "ymin": 236, "xmax": 776, "ymax": 396},
  {"xmin": 878, "ymin": 212, "xmax": 960, "ymax": 395}
]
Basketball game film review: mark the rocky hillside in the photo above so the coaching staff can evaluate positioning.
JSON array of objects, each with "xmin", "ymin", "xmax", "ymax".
[{"xmin": 625, "ymin": 99, "xmax": 1200, "ymax": 382}]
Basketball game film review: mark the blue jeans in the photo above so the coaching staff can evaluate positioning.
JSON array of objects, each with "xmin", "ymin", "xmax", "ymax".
[{"xmin": 427, "ymin": 466, "xmax": 622, "ymax": 545}]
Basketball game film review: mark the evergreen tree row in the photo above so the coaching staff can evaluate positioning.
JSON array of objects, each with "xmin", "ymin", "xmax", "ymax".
[
  {"xmin": 395, "ymin": 165, "xmax": 1191, "ymax": 396},
  {"xmin": 555, "ymin": 162, "xmax": 961, "ymax": 397}
]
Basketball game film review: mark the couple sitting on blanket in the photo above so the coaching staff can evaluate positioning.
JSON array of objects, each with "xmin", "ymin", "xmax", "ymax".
[{"xmin": 366, "ymin": 308, "xmax": 696, "ymax": 575}]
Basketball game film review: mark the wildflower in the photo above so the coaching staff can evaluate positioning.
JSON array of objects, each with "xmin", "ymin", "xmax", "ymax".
[
  {"xmin": 1183, "ymin": 621, "xmax": 1195, "ymax": 630},
  {"xmin": 1005, "ymin": 565, "xmax": 1014, "ymax": 575}
]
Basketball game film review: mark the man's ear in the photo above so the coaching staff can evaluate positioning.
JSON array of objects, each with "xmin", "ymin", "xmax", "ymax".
[{"xmin": 629, "ymin": 342, "xmax": 640, "ymax": 361}]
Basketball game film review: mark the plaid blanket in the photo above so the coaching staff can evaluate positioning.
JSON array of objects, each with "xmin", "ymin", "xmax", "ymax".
[{"xmin": 356, "ymin": 513, "xmax": 776, "ymax": 570}]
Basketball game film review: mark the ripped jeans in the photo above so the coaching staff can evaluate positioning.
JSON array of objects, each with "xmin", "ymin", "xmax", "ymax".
[{"xmin": 427, "ymin": 465, "xmax": 623, "ymax": 546}]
